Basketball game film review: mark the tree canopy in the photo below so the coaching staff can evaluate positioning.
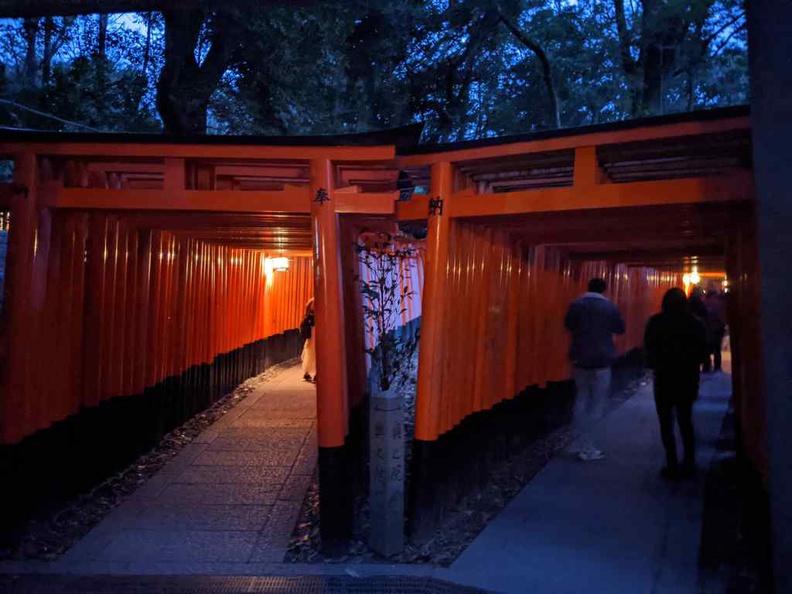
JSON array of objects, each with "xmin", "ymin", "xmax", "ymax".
[{"xmin": 0, "ymin": 0, "xmax": 748, "ymax": 140}]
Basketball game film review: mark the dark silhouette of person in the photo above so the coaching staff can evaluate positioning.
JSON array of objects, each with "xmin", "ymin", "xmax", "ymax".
[
  {"xmin": 644, "ymin": 288, "xmax": 708, "ymax": 479},
  {"xmin": 704, "ymin": 288, "xmax": 727, "ymax": 372},
  {"xmin": 688, "ymin": 287, "xmax": 711, "ymax": 371}
]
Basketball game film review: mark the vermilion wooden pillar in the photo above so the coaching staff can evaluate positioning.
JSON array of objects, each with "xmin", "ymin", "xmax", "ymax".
[
  {"xmin": 310, "ymin": 158, "xmax": 352, "ymax": 546},
  {"xmin": 414, "ymin": 161, "xmax": 452, "ymax": 442},
  {"xmin": 410, "ymin": 161, "xmax": 452, "ymax": 540},
  {"xmin": 1, "ymin": 152, "xmax": 38, "ymax": 443}
]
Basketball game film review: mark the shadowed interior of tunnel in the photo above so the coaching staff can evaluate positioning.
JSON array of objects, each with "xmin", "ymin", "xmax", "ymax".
[
  {"xmin": 0, "ymin": 209, "xmax": 315, "ymax": 549},
  {"xmin": 404, "ymin": 200, "xmax": 759, "ymax": 545}
]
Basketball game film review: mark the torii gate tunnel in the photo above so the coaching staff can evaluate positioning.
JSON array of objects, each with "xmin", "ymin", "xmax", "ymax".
[{"xmin": 0, "ymin": 106, "xmax": 760, "ymax": 541}]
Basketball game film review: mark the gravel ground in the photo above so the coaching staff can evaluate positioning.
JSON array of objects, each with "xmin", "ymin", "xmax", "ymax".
[
  {"xmin": 285, "ymin": 371, "xmax": 648, "ymax": 566},
  {"xmin": 1, "ymin": 360, "xmax": 297, "ymax": 561}
]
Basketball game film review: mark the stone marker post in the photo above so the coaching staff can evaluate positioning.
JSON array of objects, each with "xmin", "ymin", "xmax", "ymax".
[{"xmin": 369, "ymin": 389, "xmax": 405, "ymax": 557}]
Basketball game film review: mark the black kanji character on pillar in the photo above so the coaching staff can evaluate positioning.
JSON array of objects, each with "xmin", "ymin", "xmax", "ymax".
[
  {"xmin": 428, "ymin": 197, "xmax": 444, "ymax": 216},
  {"xmin": 315, "ymin": 187, "xmax": 330, "ymax": 205}
]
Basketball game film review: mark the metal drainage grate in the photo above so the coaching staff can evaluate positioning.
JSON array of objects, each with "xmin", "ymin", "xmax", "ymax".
[{"xmin": 0, "ymin": 575, "xmax": 492, "ymax": 594}]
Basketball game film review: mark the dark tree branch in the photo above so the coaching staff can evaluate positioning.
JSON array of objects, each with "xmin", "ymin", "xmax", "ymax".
[
  {"xmin": 709, "ymin": 22, "xmax": 747, "ymax": 58},
  {"xmin": 702, "ymin": 11, "xmax": 746, "ymax": 47},
  {"xmin": 498, "ymin": 13, "xmax": 561, "ymax": 129},
  {"xmin": 613, "ymin": 0, "xmax": 636, "ymax": 76}
]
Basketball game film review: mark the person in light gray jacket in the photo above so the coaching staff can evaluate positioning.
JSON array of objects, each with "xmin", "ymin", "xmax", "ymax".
[{"xmin": 564, "ymin": 278, "xmax": 626, "ymax": 461}]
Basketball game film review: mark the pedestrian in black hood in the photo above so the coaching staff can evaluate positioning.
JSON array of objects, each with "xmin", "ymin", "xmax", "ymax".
[{"xmin": 644, "ymin": 288, "xmax": 708, "ymax": 480}]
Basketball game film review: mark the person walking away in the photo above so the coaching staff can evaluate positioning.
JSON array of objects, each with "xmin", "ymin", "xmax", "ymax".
[
  {"xmin": 688, "ymin": 288, "xmax": 712, "ymax": 371},
  {"xmin": 564, "ymin": 278, "xmax": 626, "ymax": 461},
  {"xmin": 704, "ymin": 288, "xmax": 727, "ymax": 372},
  {"xmin": 644, "ymin": 288, "xmax": 708, "ymax": 480},
  {"xmin": 300, "ymin": 298, "xmax": 316, "ymax": 382}
]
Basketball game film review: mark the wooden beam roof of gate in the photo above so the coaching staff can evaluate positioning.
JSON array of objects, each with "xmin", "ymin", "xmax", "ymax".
[{"xmin": 0, "ymin": 106, "xmax": 751, "ymax": 222}]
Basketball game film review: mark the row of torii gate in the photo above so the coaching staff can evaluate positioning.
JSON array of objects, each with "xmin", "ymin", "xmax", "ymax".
[{"xmin": 0, "ymin": 106, "xmax": 761, "ymax": 540}]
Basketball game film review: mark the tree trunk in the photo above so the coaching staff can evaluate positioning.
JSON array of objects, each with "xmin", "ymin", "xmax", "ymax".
[
  {"xmin": 640, "ymin": 44, "xmax": 665, "ymax": 115},
  {"xmin": 96, "ymin": 13, "xmax": 109, "ymax": 93},
  {"xmin": 142, "ymin": 13, "xmax": 152, "ymax": 73},
  {"xmin": 97, "ymin": 14, "xmax": 108, "ymax": 57},
  {"xmin": 42, "ymin": 17, "xmax": 53, "ymax": 86},
  {"xmin": 156, "ymin": 10, "xmax": 236, "ymax": 134},
  {"xmin": 22, "ymin": 17, "xmax": 39, "ymax": 88},
  {"xmin": 613, "ymin": 0, "xmax": 639, "ymax": 116},
  {"xmin": 499, "ymin": 14, "xmax": 562, "ymax": 129},
  {"xmin": 136, "ymin": 12, "xmax": 153, "ymax": 113}
]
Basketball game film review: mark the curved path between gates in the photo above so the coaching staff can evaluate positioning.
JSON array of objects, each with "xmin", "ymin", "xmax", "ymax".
[{"xmin": 0, "ymin": 364, "xmax": 731, "ymax": 594}]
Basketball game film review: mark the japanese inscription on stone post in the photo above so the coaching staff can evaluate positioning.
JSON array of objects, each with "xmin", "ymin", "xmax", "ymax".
[{"xmin": 369, "ymin": 391, "xmax": 404, "ymax": 556}]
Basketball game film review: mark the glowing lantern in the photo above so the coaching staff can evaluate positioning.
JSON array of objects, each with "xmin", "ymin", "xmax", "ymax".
[{"xmin": 271, "ymin": 257, "xmax": 290, "ymax": 272}]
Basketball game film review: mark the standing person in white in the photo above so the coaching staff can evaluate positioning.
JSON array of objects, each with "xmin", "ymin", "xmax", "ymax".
[
  {"xmin": 564, "ymin": 278, "xmax": 626, "ymax": 461},
  {"xmin": 300, "ymin": 298, "xmax": 316, "ymax": 382}
]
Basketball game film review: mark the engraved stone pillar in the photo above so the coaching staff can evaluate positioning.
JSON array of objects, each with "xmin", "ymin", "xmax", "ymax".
[{"xmin": 369, "ymin": 389, "xmax": 405, "ymax": 557}]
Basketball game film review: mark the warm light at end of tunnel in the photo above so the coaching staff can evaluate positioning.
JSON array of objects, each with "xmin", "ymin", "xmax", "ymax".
[
  {"xmin": 271, "ymin": 257, "xmax": 290, "ymax": 272},
  {"xmin": 683, "ymin": 268, "xmax": 701, "ymax": 286}
]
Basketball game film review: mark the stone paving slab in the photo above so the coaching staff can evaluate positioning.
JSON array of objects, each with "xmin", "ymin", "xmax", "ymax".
[
  {"xmin": 231, "ymin": 418, "xmax": 315, "ymax": 428},
  {"xmin": 53, "ymin": 364, "xmax": 317, "ymax": 571},
  {"xmin": 174, "ymin": 465, "xmax": 292, "ymax": 484},
  {"xmin": 278, "ymin": 473, "xmax": 315, "ymax": 501},
  {"xmin": 205, "ymin": 437, "xmax": 305, "ymax": 453},
  {"xmin": 192, "ymin": 449, "xmax": 304, "ymax": 467},
  {"xmin": 1, "ymin": 559, "xmax": 442, "ymax": 577},
  {"xmin": 219, "ymin": 426, "xmax": 312, "ymax": 440},
  {"xmin": 155, "ymin": 483, "xmax": 281, "ymax": 506},
  {"xmin": 0, "ymin": 574, "xmax": 489, "ymax": 593},
  {"xmin": 110, "ymin": 504, "xmax": 275, "ymax": 532},
  {"xmin": 64, "ymin": 530, "xmax": 261, "ymax": 563}
]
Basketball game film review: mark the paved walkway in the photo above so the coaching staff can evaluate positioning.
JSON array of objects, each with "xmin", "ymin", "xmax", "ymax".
[
  {"xmin": 2, "ymin": 363, "xmax": 732, "ymax": 593},
  {"xmin": 441, "ymin": 372, "xmax": 731, "ymax": 594},
  {"xmin": 52, "ymin": 364, "xmax": 318, "ymax": 573}
]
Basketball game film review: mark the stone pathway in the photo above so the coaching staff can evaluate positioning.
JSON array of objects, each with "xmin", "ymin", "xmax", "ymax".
[
  {"xmin": 441, "ymin": 371, "xmax": 732, "ymax": 594},
  {"xmin": 2, "ymin": 364, "xmax": 734, "ymax": 593},
  {"xmin": 52, "ymin": 364, "xmax": 317, "ymax": 573}
]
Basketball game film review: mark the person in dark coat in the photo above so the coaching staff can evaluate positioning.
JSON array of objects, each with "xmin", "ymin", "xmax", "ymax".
[
  {"xmin": 704, "ymin": 288, "xmax": 727, "ymax": 372},
  {"xmin": 644, "ymin": 288, "xmax": 708, "ymax": 479},
  {"xmin": 688, "ymin": 287, "xmax": 711, "ymax": 370}
]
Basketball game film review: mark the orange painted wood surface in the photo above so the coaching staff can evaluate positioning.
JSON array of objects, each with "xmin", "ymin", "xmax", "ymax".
[
  {"xmin": 0, "ymin": 204, "xmax": 312, "ymax": 444},
  {"xmin": 447, "ymin": 173, "xmax": 752, "ymax": 219},
  {"xmin": 0, "ymin": 111, "xmax": 759, "ymax": 471},
  {"xmin": 399, "ymin": 116, "xmax": 750, "ymax": 166},
  {"xmin": 310, "ymin": 159, "xmax": 350, "ymax": 449},
  {"xmin": 413, "ymin": 220, "xmax": 681, "ymax": 441}
]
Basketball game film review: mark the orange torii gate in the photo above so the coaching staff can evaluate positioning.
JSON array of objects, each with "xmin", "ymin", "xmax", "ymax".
[
  {"xmin": 393, "ymin": 107, "xmax": 757, "ymax": 533},
  {"xmin": 0, "ymin": 106, "xmax": 760, "ymax": 541}
]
